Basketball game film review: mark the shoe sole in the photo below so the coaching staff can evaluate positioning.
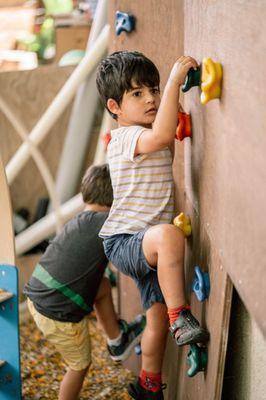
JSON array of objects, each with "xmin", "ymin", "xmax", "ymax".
[
  {"xmin": 127, "ymin": 385, "xmax": 138, "ymax": 399},
  {"xmin": 109, "ymin": 331, "xmax": 143, "ymax": 362},
  {"xmin": 176, "ymin": 329, "xmax": 210, "ymax": 346},
  {"xmin": 127, "ymin": 384, "xmax": 164, "ymax": 400}
]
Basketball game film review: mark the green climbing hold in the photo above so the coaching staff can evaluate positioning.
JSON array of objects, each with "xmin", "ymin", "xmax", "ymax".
[
  {"xmin": 182, "ymin": 67, "xmax": 201, "ymax": 93},
  {"xmin": 187, "ymin": 343, "xmax": 208, "ymax": 377}
]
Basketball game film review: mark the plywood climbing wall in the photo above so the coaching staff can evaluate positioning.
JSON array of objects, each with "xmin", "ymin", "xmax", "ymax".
[
  {"xmin": 173, "ymin": 2, "xmax": 266, "ymax": 398},
  {"xmin": 0, "ymin": 156, "xmax": 15, "ymax": 265},
  {"xmin": 183, "ymin": 0, "xmax": 266, "ymax": 337},
  {"xmin": 108, "ymin": 1, "xmax": 266, "ymax": 399}
]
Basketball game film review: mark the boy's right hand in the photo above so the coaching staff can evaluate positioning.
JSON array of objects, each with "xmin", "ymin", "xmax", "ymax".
[{"xmin": 169, "ymin": 56, "xmax": 198, "ymax": 87}]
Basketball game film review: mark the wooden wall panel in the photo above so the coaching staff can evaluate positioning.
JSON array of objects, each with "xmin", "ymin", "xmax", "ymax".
[
  {"xmin": 108, "ymin": 1, "xmax": 266, "ymax": 398},
  {"xmin": 0, "ymin": 65, "xmax": 74, "ymax": 219},
  {"xmin": 0, "ymin": 156, "xmax": 15, "ymax": 265},
  {"xmin": 174, "ymin": 202, "xmax": 233, "ymax": 400},
  {"xmin": 183, "ymin": 0, "xmax": 266, "ymax": 336}
]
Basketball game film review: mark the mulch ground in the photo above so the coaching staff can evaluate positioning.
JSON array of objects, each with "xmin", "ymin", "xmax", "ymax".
[{"xmin": 20, "ymin": 315, "xmax": 134, "ymax": 399}]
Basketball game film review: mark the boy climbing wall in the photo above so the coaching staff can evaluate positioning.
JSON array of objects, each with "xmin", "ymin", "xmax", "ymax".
[{"xmin": 96, "ymin": 51, "xmax": 209, "ymax": 399}]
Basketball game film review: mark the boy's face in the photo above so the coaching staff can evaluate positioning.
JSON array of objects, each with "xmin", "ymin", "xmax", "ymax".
[{"xmin": 108, "ymin": 81, "xmax": 161, "ymax": 128}]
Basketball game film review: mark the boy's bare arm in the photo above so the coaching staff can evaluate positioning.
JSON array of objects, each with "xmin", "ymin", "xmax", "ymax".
[{"xmin": 135, "ymin": 56, "xmax": 198, "ymax": 155}]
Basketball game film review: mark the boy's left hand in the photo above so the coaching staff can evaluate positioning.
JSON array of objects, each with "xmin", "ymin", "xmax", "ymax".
[{"xmin": 169, "ymin": 56, "xmax": 198, "ymax": 87}]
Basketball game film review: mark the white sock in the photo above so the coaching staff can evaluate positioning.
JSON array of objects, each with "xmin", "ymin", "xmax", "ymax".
[{"xmin": 107, "ymin": 330, "xmax": 123, "ymax": 346}]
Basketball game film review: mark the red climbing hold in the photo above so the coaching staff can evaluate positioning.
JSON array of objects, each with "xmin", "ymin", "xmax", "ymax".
[{"xmin": 175, "ymin": 111, "xmax": 192, "ymax": 141}]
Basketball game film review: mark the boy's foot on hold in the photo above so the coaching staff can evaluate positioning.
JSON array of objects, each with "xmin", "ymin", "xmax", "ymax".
[
  {"xmin": 107, "ymin": 314, "xmax": 146, "ymax": 361},
  {"xmin": 169, "ymin": 309, "xmax": 209, "ymax": 346},
  {"xmin": 127, "ymin": 378, "xmax": 166, "ymax": 400}
]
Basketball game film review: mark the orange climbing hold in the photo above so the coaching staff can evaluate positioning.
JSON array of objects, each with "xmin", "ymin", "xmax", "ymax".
[
  {"xmin": 173, "ymin": 212, "xmax": 192, "ymax": 237},
  {"xmin": 101, "ymin": 131, "xmax": 111, "ymax": 151},
  {"xmin": 175, "ymin": 111, "xmax": 192, "ymax": 141}
]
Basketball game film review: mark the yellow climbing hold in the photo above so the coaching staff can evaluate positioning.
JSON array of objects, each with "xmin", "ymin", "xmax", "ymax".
[
  {"xmin": 173, "ymin": 212, "xmax": 192, "ymax": 237},
  {"xmin": 201, "ymin": 57, "xmax": 223, "ymax": 104}
]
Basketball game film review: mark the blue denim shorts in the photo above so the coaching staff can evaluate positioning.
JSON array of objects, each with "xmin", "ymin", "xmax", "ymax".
[{"xmin": 103, "ymin": 230, "xmax": 165, "ymax": 310}]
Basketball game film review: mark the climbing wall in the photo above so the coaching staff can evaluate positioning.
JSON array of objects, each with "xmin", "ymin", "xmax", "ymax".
[
  {"xmin": 109, "ymin": 1, "xmax": 266, "ymax": 399},
  {"xmin": 182, "ymin": 0, "xmax": 266, "ymax": 336},
  {"xmin": 174, "ymin": 2, "xmax": 266, "ymax": 398}
]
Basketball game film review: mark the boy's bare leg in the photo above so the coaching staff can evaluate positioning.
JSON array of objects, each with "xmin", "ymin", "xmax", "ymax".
[
  {"xmin": 141, "ymin": 303, "xmax": 169, "ymax": 373},
  {"xmin": 142, "ymin": 224, "xmax": 186, "ymax": 309},
  {"xmin": 59, "ymin": 366, "xmax": 89, "ymax": 400},
  {"xmin": 94, "ymin": 277, "xmax": 120, "ymax": 339}
]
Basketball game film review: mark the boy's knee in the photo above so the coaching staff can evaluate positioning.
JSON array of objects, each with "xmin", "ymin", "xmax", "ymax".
[{"xmin": 155, "ymin": 224, "xmax": 184, "ymax": 247}]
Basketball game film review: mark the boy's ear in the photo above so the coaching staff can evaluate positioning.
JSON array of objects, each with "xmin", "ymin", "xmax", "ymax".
[{"xmin": 107, "ymin": 98, "xmax": 121, "ymax": 117}]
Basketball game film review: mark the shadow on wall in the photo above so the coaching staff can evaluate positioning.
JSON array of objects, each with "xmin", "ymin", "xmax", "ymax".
[{"xmin": 222, "ymin": 289, "xmax": 251, "ymax": 400}]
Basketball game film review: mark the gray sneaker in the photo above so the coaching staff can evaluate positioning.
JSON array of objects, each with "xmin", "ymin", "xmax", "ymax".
[
  {"xmin": 107, "ymin": 314, "xmax": 146, "ymax": 361},
  {"xmin": 169, "ymin": 309, "xmax": 209, "ymax": 346}
]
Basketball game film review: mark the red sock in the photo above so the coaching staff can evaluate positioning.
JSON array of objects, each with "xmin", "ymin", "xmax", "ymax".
[
  {"xmin": 139, "ymin": 369, "xmax": 162, "ymax": 393},
  {"xmin": 168, "ymin": 305, "xmax": 191, "ymax": 326}
]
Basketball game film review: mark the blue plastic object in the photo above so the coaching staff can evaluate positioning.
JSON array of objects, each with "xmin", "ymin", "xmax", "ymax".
[
  {"xmin": 59, "ymin": 49, "xmax": 85, "ymax": 66},
  {"xmin": 192, "ymin": 266, "xmax": 210, "ymax": 301},
  {"xmin": 134, "ymin": 343, "xmax": 142, "ymax": 356},
  {"xmin": 115, "ymin": 11, "xmax": 135, "ymax": 35},
  {"xmin": 0, "ymin": 265, "xmax": 22, "ymax": 399}
]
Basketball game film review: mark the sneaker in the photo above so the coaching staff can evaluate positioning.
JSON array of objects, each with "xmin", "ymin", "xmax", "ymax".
[
  {"xmin": 107, "ymin": 314, "xmax": 146, "ymax": 361},
  {"xmin": 127, "ymin": 378, "xmax": 166, "ymax": 400},
  {"xmin": 169, "ymin": 309, "xmax": 209, "ymax": 346}
]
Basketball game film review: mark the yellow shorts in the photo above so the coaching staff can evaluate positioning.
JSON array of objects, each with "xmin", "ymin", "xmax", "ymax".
[{"xmin": 27, "ymin": 299, "xmax": 91, "ymax": 371}]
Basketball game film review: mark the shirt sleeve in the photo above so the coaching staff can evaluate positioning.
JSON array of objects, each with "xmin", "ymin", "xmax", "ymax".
[{"xmin": 120, "ymin": 126, "xmax": 150, "ymax": 162}]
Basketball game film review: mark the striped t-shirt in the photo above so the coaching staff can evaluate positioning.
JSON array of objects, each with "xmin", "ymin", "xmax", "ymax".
[{"xmin": 99, "ymin": 125, "xmax": 175, "ymax": 237}]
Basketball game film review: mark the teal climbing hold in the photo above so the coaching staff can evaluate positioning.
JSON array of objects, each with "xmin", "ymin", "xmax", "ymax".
[
  {"xmin": 182, "ymin": 67, "xmax": 201, "ymax": 93},
  {"xmin": 187, "ymin": 344, "xmax": 208, "ymax": 377}
]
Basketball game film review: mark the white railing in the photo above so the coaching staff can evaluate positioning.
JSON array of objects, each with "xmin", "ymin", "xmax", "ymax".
[{"xmin": 6, "ymin": 24, "xmax": 110, "ymax": 185}]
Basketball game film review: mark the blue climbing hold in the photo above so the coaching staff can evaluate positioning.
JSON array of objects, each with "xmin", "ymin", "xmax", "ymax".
[
  {"xmin": 115, "ymin": 11, "xmax": 135, "ymax": 36},
  {"xmin": 134, "ymin": 344, "xmax": 142, "ymax": 356},
  {"xmin": 192, "ymin": 265, "xmax": 210, "ymax": 302}
]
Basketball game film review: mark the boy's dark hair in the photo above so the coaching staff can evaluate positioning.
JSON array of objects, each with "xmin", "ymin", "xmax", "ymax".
[
  {"xmin": 80, "ymin": 164, "xmax": 113, "ymax": 206},
  {"xmin": 96, "ymin": 51, "xmax": 160, "ymax": 119}
]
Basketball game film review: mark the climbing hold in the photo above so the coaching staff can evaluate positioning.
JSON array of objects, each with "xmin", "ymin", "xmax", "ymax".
[
  {"xmin": 201, "ymin": 57, "xmax": 222, "ymax": 104},
  {"xmin": 115, "ymin": 11, "xmax": 135, "ymax": 36},
  {"xmin": 173, "ymin": 212, "xmax": 192, "ymax": 237},
  {"xmin": 187, "ymin": 344, "xmax": 208, "ymax": 377},
  {"xmin": 105, "ymin": 266, "xmax": 116, "ymax": 287},
  {"xmin": 101, "ymin": 131, "xmax": 111, "ymax": 151},
  {"xmin": 134, "ymin": 343, "xmax": 142, "ymax": 356},
  {"xmin": 192, "ymin": 266, "xmax": 210, "ymax": 301},
  {"xmin": 175, "ymin": 111, "xmax": 192, "ymax": 141},
  {"xmin": 182, "ymin": 67, "xmax": 201, "ymax": 93}
]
